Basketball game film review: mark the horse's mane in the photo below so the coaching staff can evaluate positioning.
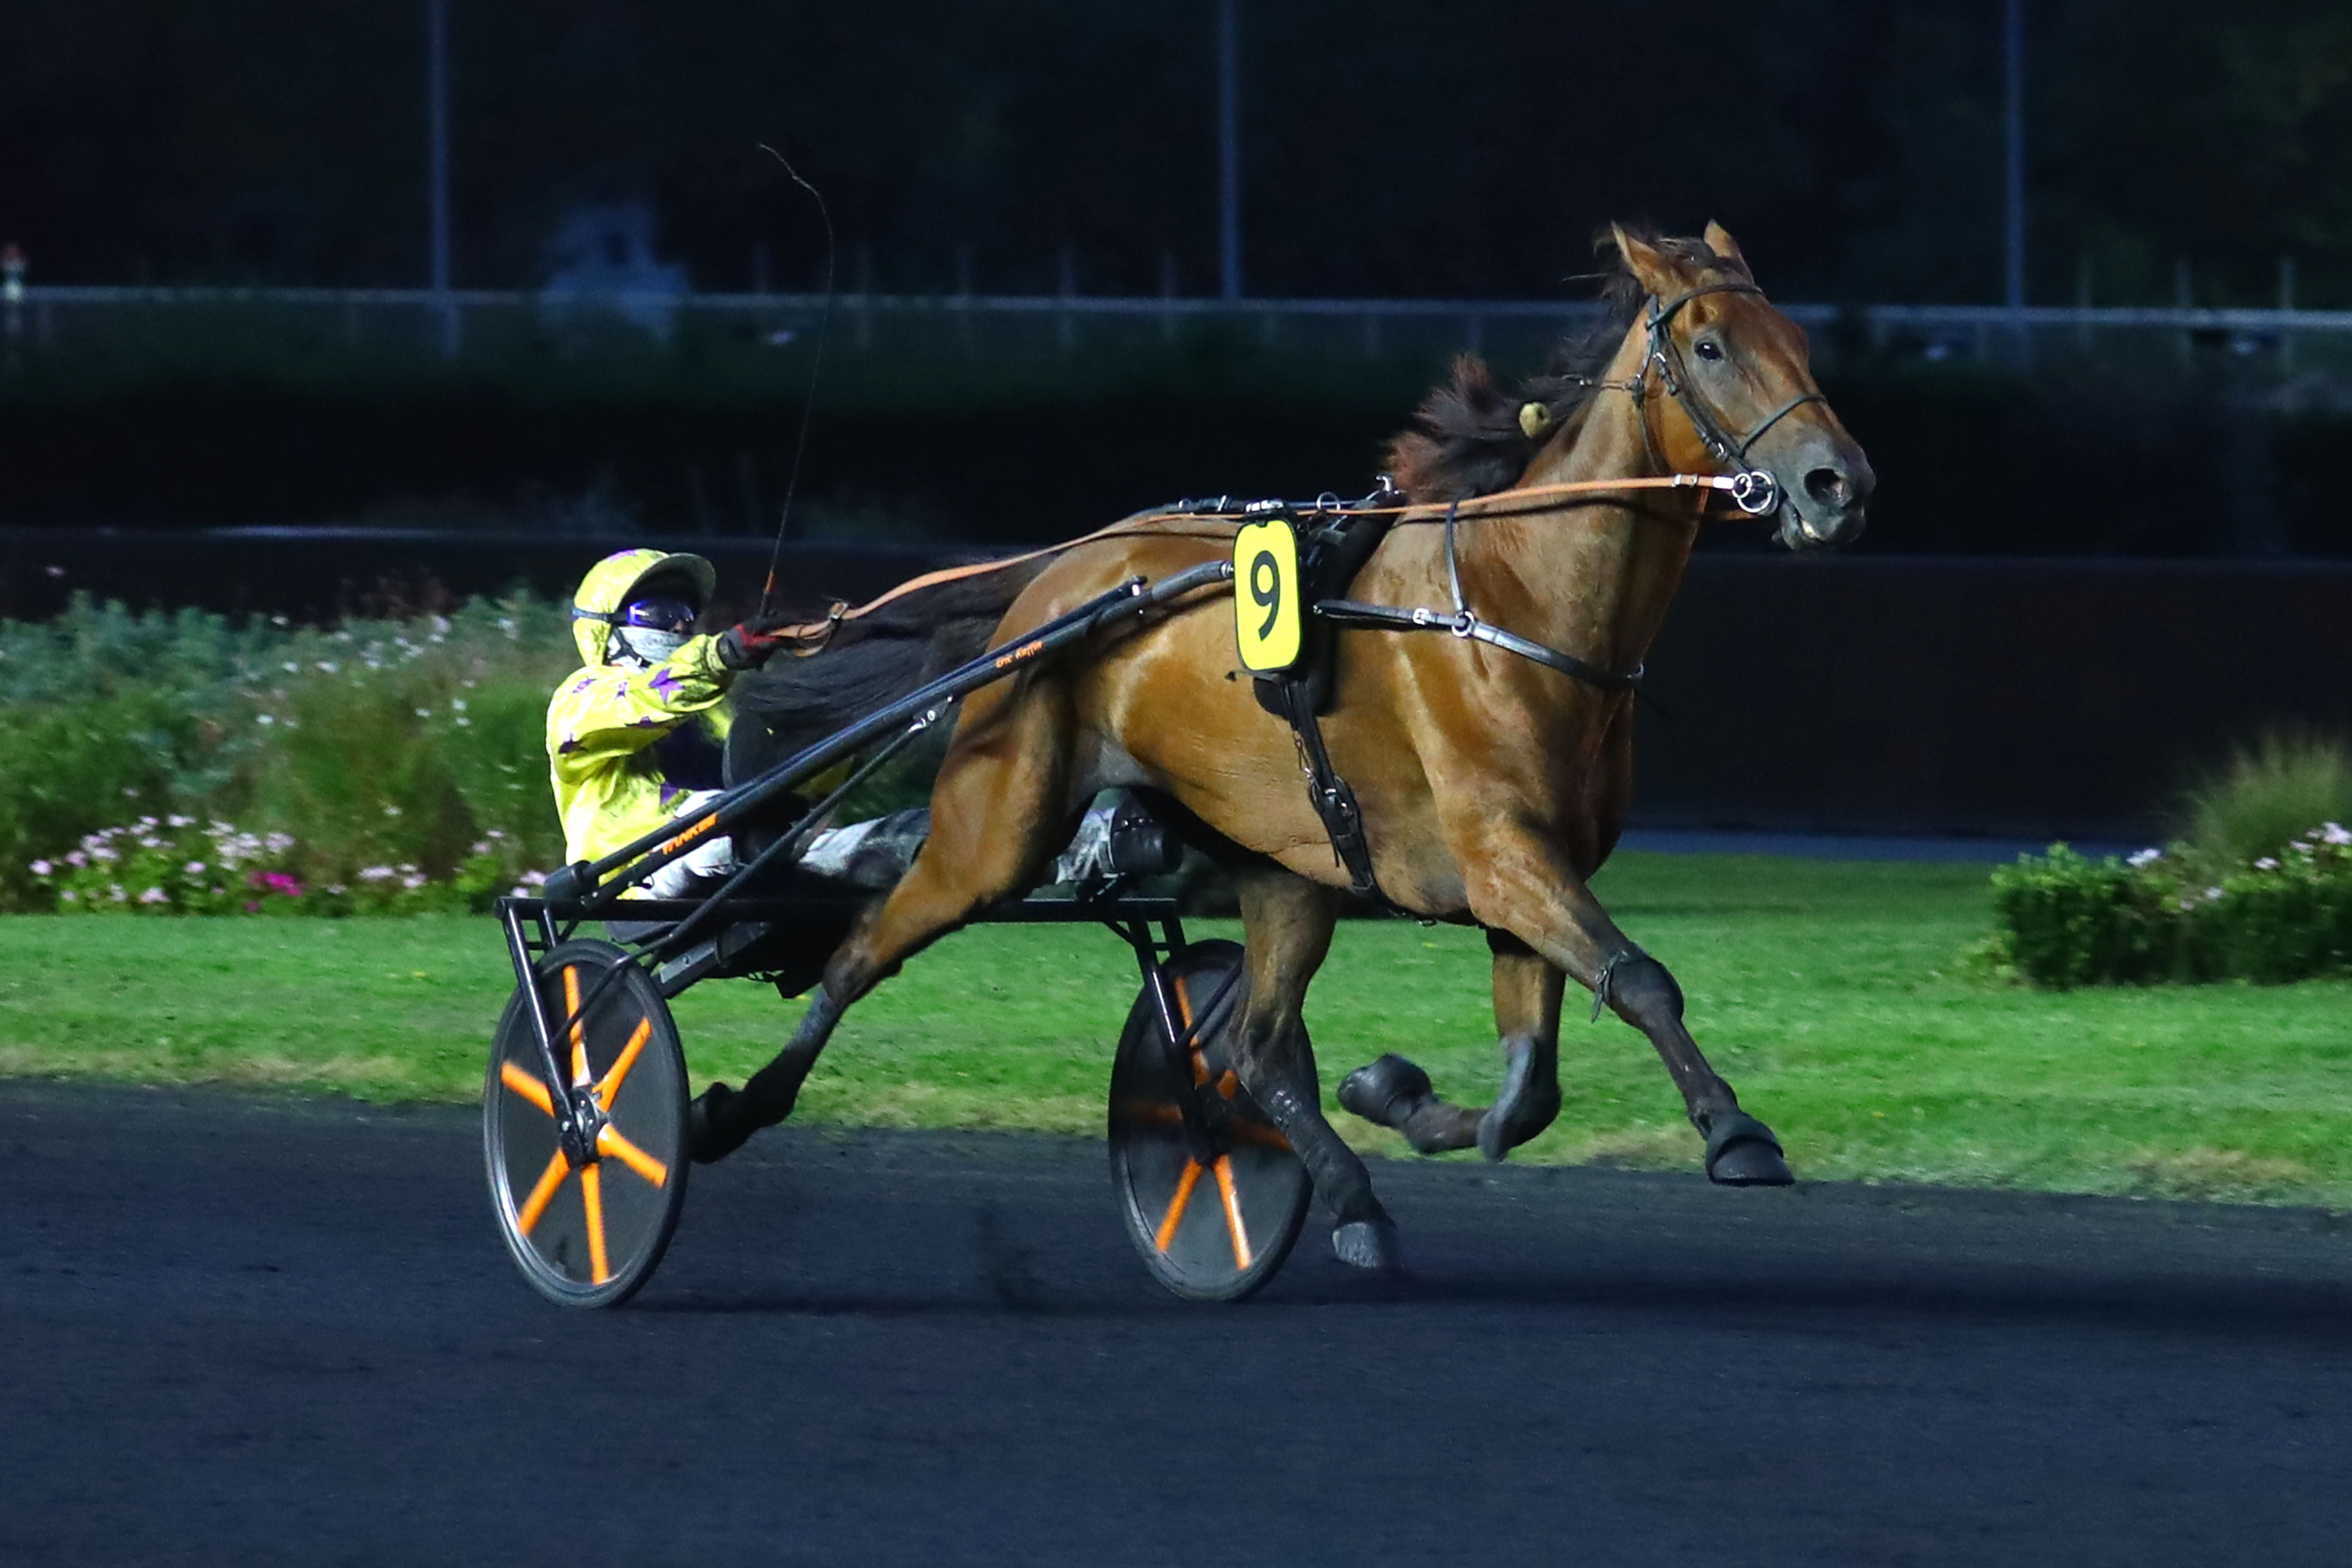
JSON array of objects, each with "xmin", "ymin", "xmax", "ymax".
[{"xmin": 1384, "ymin": 227, "xmax": 1746, "ymax": 503}]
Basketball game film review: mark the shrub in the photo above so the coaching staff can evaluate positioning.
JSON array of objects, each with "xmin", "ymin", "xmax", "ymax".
[
  {"xmin": 2173, "ymin": 731, "xmax": 2352, "ymax": 883},
  {"xmin": 1991, "ymin": 826, "xmax": 2352, "ymax": 987}
]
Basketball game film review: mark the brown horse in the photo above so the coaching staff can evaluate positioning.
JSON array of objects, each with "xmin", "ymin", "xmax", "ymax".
[{"xmin": 709, "ymin": 223, "xmax": 1874, "ymax": 1269}]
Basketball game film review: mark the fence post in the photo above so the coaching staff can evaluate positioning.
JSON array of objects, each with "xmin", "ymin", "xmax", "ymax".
[
  {"xmin": 1057, "ymin": 246, "xmax": 1076, "ymax": 355},
  {"xmin": 955, "ymin": 243, "xmax": 974, "ymax": 356},
  {"xmin": 2174, "ymin": 256, "xmax": 2193, "ymax": 370},
  {"xmin": 2279, "ymin": 254, "xmax": 2298, "ymax": 374},
  {"xmin": 854, "ymin": 242, "xmax": 873, "ymax": 352}
]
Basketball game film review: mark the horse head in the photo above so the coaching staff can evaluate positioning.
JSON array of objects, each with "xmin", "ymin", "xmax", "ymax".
[{"xmin": 1612, "ymin": 223, "xmax": 1874, "ymax": 550}]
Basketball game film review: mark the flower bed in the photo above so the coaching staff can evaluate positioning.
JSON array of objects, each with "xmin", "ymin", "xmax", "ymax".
[
  {"xmin": 2, "ymin": 595, "xmax": 573, "ymax": 913},
  {"xmin": 1991, "ymin": 825, "xmax": 2352, "ymax": 986}
]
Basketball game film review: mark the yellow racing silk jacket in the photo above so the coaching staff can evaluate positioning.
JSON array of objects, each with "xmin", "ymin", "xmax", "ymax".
[{"xmin": 548, "ymin": 549, "xmax": 736, "ymax": 878}]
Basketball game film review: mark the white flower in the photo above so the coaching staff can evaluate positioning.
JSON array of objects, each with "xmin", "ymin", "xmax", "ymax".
[
  {"xmin": 257, "ymin": 714, "xmax": 275, "ymax": 726},
  {"xmin": 2204, "ymin": 886, "xmax": 2224, "ymax": 901},
  {"xmin": 59, "ymin": 890, "xmax": 77, "ymax": 903},
  {"xmin": 414, "ymin": 708, "xmax": 432, "ymax": 719},
  {"xmin": 383, "ymin": 805, "xmax": 402, "ymax": 818},
  {"xmin": 64, "ymin": 851, "xmax": 85, "ymax": 869},
  {"xmin": 315, "ymin": 661, "xmax": 339, "ymax": 674},
  {"xmin": 90, "ymin": 846, "xmax": 117, "ymax": 864},
  {"xmin": 449, "ymin": 698, "xmax": 467, "ymax": 713},
  {"xmin": 518, "ymin": 869, "xmax": 548, "ymax": 888},
  {"xmin": 359, "ymin": 866, "xmax": 395, "ymax": 882},
  {"xmin": 470, "ymin": 841, "xmax": 493, "ymax": 856},
  {"xmin": 138, "ymin": 816, "xmax": 157, "ymax": 829},
  {"xmin": 2255, "ymin": 857, "xmax": 2280, "ymax": 871},
  {"xmin": 263, "ymin": 832, "xmax": 293, "ymax": 854},
  {"xmin": 454, "ymin": 717, "xmax": 470, "ymax": 727},
  {"xmin": 282, "ymin": 661, "xmax": 299, "ymax": 674},
  {"xmin": 28, "ymin": 859, "xmax": 51, "ymax": 876},
  {"xmin": 184, "ymin": 861, "xmax": 206, "ymax": 876},
  {"xmin": 167, "ymin": 815, "xmax": 193, "ymax": 828},
  {"xmin": 401, "ymin": 874, "xmax": 426, "ymax": 890},
  {"xmin": 138, "ymin": 887, "xmax": 168, "ymax": 905},
  {"xmin": 2126, "ymin": 848, "xmax": 2162, "ymax": 868},
  {"xmin": 2325, "ymin": 823, "xmax": 2352, "ymax": 847},
  {"xmin": 138, "ymin": 836, "xmax": 162, "ymax": 849},
  {"xmin": 107, "ymin": 885, "xmax": 127, "ymax": 902}
]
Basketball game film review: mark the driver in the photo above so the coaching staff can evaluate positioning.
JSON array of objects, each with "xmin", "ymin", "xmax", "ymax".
[{"xmin": 549, "ymin": 548, "xmax": 790, "ymax": 897}]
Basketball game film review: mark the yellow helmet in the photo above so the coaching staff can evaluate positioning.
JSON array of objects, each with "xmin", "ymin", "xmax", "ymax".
[{"xmin": 570, "ymin": 548, "xmax": 718, "ymax": 665}]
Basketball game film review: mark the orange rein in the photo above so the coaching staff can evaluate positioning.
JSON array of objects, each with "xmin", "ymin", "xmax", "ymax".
[{"xmin": 771, "ymin": 471, "xmax": 1743, "ymax": 655}]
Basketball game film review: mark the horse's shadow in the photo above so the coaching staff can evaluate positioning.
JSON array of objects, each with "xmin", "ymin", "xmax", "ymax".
[{"xmin": 631, "ymin": 1242, "xmax": 2352, "ymax": 1349}]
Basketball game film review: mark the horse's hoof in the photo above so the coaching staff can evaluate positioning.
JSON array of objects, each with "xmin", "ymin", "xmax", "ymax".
[
  {"xmin": 1702, "ymin": 1110, "xmax": 1792, "ymax": 1187},
  {"xmin": 1338, "ymin": 1054, "xmax": 1433, "ymax": 1129},
  {"xmin": 1330, "ymin": 1218, "xmax": 1403, "ymax": 1272},
  {"xmin": 687, "ymin": 1082, "xmax": 754, "ymax": 1165},
  {"xmin": 1475, "ymin": 1041, "xmax": 1562, "ymax": 1164}
]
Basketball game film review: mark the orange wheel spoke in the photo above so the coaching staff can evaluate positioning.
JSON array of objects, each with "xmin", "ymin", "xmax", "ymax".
[
  {"xmin": 1154, "ymin": 1158, "xmax": 1206, "ymax": 1254},
  {"xmin": 579, "ymin": 1163, "xmax": 611, "ymax": 1285},
  {"xmin": 514, "ymin": 1149, "xmax": 570, "ymax": 1236},
  {"xmin": 596, "ymin": 1124, "xmax": 670, "ymax": 1188},
  {"xmin": 1212, "ymin": 1155, "xmax": 1254, "ymax": 1270},
  {"xmin": 1228, "ymin": 1121, "xmax": 1292, "ymax": 1152},
  {"xmin": 593, "ymin": 1018, "xmax": 654, "ymax": 1111},
  {"xmin": 562, "ymin": 966, "xmax": 588, "ymax": 1087},
  {"xmin": 499, "ymin": 1060, "xmax": 554, "ymax": 1118},
  {"xmin": 1110, "ymin": 1098, "xmax": 1188, "ymax": 1129}
]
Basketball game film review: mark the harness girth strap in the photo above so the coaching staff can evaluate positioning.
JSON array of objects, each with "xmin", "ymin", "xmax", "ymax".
[{"xmin": 1311, "ymin": 599, "xmax": 1643, "ymax": 695}]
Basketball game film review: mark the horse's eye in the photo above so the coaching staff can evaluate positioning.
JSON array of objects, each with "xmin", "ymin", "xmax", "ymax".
[{"xmin": 1694, "ymin": 339, "xmax": 1724, "ymax": 362}]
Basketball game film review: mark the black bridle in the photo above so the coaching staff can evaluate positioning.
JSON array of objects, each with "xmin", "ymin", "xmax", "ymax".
[{"xmin": 1627, "ymin": 280, "xmax": 1829, "ymax": 525}]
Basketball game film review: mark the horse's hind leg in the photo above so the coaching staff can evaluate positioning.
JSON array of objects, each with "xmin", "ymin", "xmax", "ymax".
[
  {"xmin": 689, "ymin": 683, "xmax": 1075, "ymax": 1162},
  {"xmin": 1228, "ymin": 870, "xmax": 1402, "ymax": 1271},
  {"xmin": 1338, "ymin": 929, "xmax": 1564, "ymax": 1160}
]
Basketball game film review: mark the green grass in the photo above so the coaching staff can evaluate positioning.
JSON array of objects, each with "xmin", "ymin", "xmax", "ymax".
[{"xmin": 5, "ymin": 852, "xmax": 2350, "ymax": 1207}]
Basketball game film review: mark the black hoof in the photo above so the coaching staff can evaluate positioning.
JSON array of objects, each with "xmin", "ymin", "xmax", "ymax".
[
  {"xmin": 1338, "ymin": 1054, "xmax": 1433, "ymax": 1128},
  {"xmin": 687, "ymin": 1082, "xmax": 756, "ymax": 1165},
  {"xmin": 1702, "ymin": 1110, "xmax": 1793, "ymax": 1186},
  {"xmin": 1330, "ymin": 1217, "xmax": 1402, "ymax": 1272},
  {"xmin": 1475, "ymin": 1040, "xmax": 1562, "ymax": 1164}
]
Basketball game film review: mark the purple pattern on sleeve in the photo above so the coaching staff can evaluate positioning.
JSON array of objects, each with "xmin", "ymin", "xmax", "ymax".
[
  {"xmin": 631, "ymin": 715, "xmax": 662, "ymax": 728},
  {"xmin": 658, "ymin": 782, "xmax": 683, "ymax": 808},
  {"xmin": 557, "ymin": 735, "xmax": 582, "ymax": 755},
  {"xmin": 569, "ymin": 674, "xmax": 598, "ymax": 695},
  {"xmin": 647, "ymin": 668, "xmax": 684, "ymax": 700}
]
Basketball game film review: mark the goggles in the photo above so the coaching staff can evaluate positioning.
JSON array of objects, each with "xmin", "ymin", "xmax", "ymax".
[{"xmin": 620, "ymin": 596, "xmax": 698, "ymax": 633}]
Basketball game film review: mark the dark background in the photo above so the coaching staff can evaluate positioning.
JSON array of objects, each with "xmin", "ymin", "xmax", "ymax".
[
  {"xmin": 6, "ymin": 0, "xmax": 2349, "ymax": 306},
  {"xmin": 5, "ymin": 1, "xmax": 2352, "ymax": 836}
]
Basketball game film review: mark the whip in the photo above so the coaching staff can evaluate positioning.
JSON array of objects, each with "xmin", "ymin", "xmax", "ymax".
[{"xmin": 754, "ymin": 145, "xmax": 835, "ymax": 621}]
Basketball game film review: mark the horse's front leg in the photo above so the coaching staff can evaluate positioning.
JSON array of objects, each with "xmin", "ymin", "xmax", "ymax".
[
  {"xmin": 1337, "ymin": 928, "xmax": 1562, "ymax": 1160},
  {"xmin": 1468, "ymin": 835, "xmax": 1790, "ymax": 1185},
  {"xmin": 1228, "ymin": 869, "xmax": 1403, "ymax": 1270}
]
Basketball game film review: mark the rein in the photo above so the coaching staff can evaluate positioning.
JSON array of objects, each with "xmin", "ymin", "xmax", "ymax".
[{"xmin": 766, "ymin": 279, "xmax": 1814, "ymax": 681}]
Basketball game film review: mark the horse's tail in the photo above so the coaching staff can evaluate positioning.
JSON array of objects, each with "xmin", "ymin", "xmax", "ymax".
[{"xmin": 729, "ymin": 554, "xmax": 1058, "ymax": 762}]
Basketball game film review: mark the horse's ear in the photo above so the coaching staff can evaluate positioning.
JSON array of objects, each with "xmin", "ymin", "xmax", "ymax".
[
  {"xmin": 1702, "ymin": 220, "xmax": 1750, "ymax": 274},
  {"xmin": 1611, "ymin": 224, "xmax": 1685, "ymax": 297}
]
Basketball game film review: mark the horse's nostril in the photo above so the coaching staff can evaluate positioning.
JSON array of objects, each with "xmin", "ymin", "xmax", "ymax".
[{"xmin": 1804, "ymin": 467, "xmax": 1851, "ymax": 509}]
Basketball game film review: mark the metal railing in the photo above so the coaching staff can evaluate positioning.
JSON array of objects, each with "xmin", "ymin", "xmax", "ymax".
[{"xmin": 8, "ymin": 284, "xmax": 2352, "ymax": 376}]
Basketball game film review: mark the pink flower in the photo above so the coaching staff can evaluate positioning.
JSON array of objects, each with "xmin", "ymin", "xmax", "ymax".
[{"xmin": 28, "ymin": 859, "xmax": 51, "ymax": 876}]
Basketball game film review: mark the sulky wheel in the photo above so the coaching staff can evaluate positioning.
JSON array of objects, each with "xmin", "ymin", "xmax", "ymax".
[
  {"xmin": 1108, "ymin": 939, "xmax": 1311, "ymax": 1302},
  {"xmin": 484, "ymin": 938, "xmax": 689, "ymax": 1308}
]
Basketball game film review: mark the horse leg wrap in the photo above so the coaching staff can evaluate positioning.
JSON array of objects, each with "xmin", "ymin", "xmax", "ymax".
[
  {"xmin": 1595, "ymin": 949, "xmax": 1683, "ymax": 1026},
  {"xmin": 1338, "ymin": 1054, "xmax": 1480, "ymax": 1155},
  {"xmin": 1697, "ymin": 1108, "xmax": 1793, "ymax": 1187}
]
